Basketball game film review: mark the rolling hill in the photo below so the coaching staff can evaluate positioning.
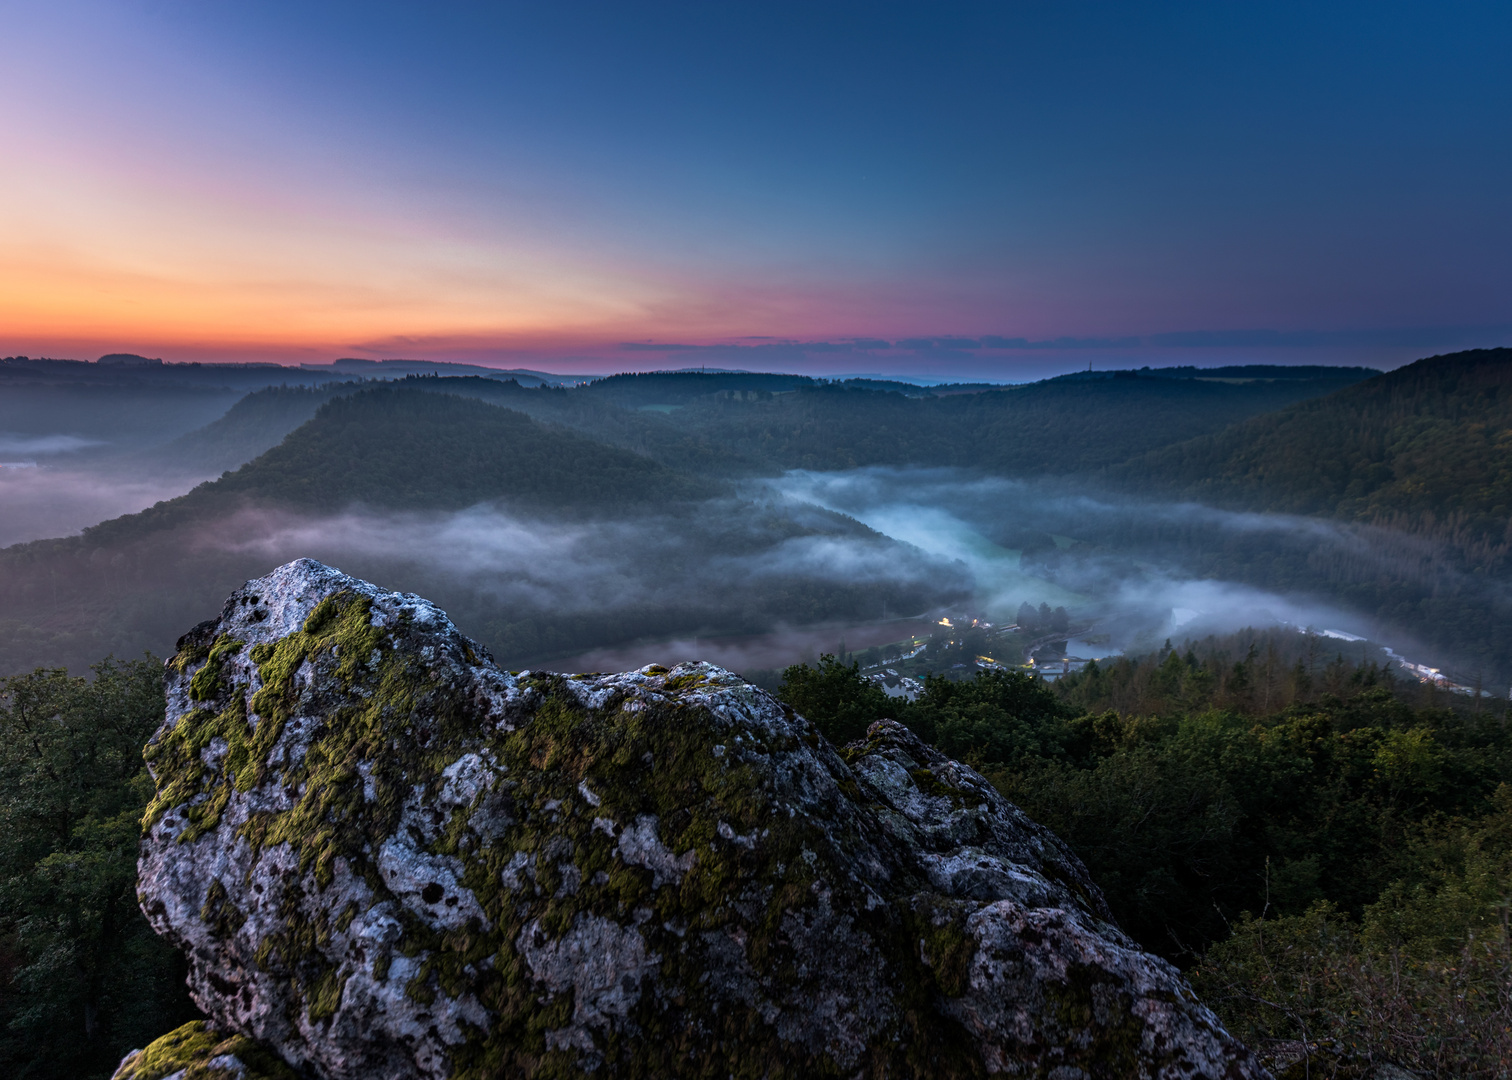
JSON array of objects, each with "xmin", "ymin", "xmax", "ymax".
[
  {"xmin": 1125, "ymin": 348, "xmax": 1512, "ymax": 534},
  {"xmin": 80, "ymin": 385, "xmax": 708, "ymax": 549},
  {"xmin": 146, "ymin": 382, "xmax": 364, "ymax": 474},
  {"xmin": 0, "ymin": 385, "xmax": 948, "ymax": 676},
  {"xmin": 668, "ymin": 367, "xmax": 1375, "ymax": 474},
  {"xmin": 382, "ymin": 365, "xmax": 1375, "ymax": 479}
]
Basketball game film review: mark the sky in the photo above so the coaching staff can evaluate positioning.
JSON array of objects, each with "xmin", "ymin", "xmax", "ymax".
[{"xmin": 2, "ymin": 1, "xmax": 1509, "ymax": 379}]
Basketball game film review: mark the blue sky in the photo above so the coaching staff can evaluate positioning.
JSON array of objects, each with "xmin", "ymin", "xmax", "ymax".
[{"xmin": 2, "ymin": 1, "xmax": 1508, "ymax": 377}]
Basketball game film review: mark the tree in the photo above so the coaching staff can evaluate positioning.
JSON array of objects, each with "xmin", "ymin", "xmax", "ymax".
[
  {"xmin": 909, "ymin": 668, "xmax": 1072, "ymax": 762},
  {"xmin": 776, "ymin": 654, "xmax": 893, "ymax": 746},
  {"xmin": 1016, "ymin": 601, "xmax": 1038, "ymax": 631},
  {"xmin": 0, "ymin": 659, "xmax": 198, "ymax": 1080}
]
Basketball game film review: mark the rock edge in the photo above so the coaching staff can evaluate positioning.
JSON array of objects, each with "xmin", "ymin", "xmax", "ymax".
[{"xmin": 129, "ymin": 558, "xmax": 1268, "ymax": 1080}]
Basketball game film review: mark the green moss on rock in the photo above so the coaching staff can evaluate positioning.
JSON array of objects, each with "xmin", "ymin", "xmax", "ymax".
[
  {"xmin": 133, "ymin": 560, "xmax": 1266, "ymax": 1080},
  {"xmin": 112, "ymin": 1021, "xmax": 299, "ymax": 1080}
]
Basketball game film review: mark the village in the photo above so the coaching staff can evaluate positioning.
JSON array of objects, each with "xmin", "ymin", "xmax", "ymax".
[
  {"xmin": 852, "ymin": 606, "xmax": 1497, "ymax": 701},
  {"xmin": 847, "ymin": 601, "xmax": 1113, "ymax": 700}
]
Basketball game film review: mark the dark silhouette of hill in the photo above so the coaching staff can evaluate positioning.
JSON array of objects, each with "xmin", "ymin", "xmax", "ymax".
[
  {"xmin": 579, "ymin": 369, "xmax": 819, "ymax": 405},
  {"xmin": 1124, "ymin": 348, "xmax": 1512, "ymax": 533},
  {"xmin": 1101, "ymin": 349, "xmax": 1512, "ymax": 684},
  {"xmin": 145, "ymin": 382, "xmax": 365, "ymax": 474},
  {"xmin": 672, "ymin": 369, "xmax": 1371, "ymax": 474},
  {"xmin": 1044, "ymin": 364, "xmax": 1380, "ymax": 384},
  {"xmin": 78, "ymin": 385, "xmax": 706, "ymax": 548},
  {"xmin": 387, "ymin": 375, "xmax": 765, "ymax": 476},
  {"xmin": 0, "ymin": 384, "xmax": 943, "ymax": 671},
  {"xmin": 3, "ymin": 386, "xmax": 941, "ymax": 675},
  {"xmin": 211, "ymin": 385, "xmax": 705, "ymax": 509},
  {"xmin": 377, "ymin": 367, "xmax": 1371, "ymax": 479}
]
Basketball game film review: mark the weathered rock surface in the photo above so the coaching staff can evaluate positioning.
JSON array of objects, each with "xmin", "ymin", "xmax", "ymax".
[
  {"xmin": 130, "ymin": 558, "xmax": 1267, "ymax": 1079},
  {"xmin": 114, "ymin": 1019, "xmax": 298, "ymax": 1080}
]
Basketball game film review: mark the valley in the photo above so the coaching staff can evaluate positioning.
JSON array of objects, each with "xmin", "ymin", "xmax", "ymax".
[{"xmin": 3, "ymin": 349, "xmax": 1510, "ymax": 1079}]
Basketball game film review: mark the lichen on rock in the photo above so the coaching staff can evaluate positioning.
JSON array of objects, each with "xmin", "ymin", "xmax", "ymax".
[
  {"xmin": 134, "ymin": 558, "xmax": 1269, "ymax": 1079},
  {"xmin": 112, "ymin": 1020, "xmax": 299, "ymax": 1080}
]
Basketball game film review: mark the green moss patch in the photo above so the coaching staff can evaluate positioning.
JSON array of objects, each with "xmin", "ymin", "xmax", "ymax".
[
  {"xmin": 113, "ymin": 1020, "xmax": 299, "ymax": 1080},
  {"xmin": 140, "ymin": 578, "xmax": 1239, "ymax": 1079}
]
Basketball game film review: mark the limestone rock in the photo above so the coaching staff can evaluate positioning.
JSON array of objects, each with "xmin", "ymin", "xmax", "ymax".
[
  {"xmin": 112, "ymin": 1020, "xmax": 298, "ymax": 1080},
  {"xmin": 136, "ymin": 558, "xmax": 1268, "ymax": 1079}
]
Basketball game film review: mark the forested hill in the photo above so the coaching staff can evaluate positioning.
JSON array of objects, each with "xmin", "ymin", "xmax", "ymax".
[
  {"xmin": 78, "ymin": 386, "xmax": 706, "ymax": 547},
  {"xmin": 668, "ymin": 367, "xmax": 1371, "ymax": 474},
  {"xmin": 146, "ymin": 382, "xmax": 363, "ymax": 474},
  {"xmin": 1122, "ymin": 347, "xmax": 1512, "ymax": 535},
  {"xmin": 136, "ymin": 365, "xmax": 1377, "ymax": 481},
  {"xmin": 375, "ymin": 366, "xmax": 1370, "ymax": 479},
  {"xmin": 210, "ymin": 387, "xmax": 707, "ymax": 510}
]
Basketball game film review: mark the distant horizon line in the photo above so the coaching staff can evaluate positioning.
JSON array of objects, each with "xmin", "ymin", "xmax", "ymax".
[
  {"xmin": 3, "ymin": 321, "xmax": 1507, "ymax": 379},
  {"xmin": 0, "ymin": 351, "xmax": 1400, "ymax": 389}
]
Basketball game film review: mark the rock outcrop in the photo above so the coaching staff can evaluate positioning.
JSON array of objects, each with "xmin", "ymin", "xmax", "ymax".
[{"xmin": 127, "ymin": 558, "xmax": 1266, "ymax": 1079}]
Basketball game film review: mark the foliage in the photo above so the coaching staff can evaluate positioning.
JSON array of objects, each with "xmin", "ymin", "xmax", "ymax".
[
  {"xmin": 1049, "ymin": 630, "xmax": 1417, "ymax": 717},
  {"xmin": 778, "ymin": 648, "xmax": 1512, "ymax": 961},
  {"xmin": 0, "ymin": 658, "xmax": 198, "ymax": 1080},
  {"xmin": 1193, "ymin": 793, "xmax": 1512, "ymax": 1077},
  {"xmin": 775, "ymin": 653, "xmax": 893, "ymax": 746},
  {"xmin": 670, "ymin": 371, "xmax": 1364, "ymax": 476},
  {"xmin": 1127, "ymin": 347, "xmax": 1512, "ymax": 540},
  {"xmin": 903, "ymin": 667, "xmax": 1075, "ymax": 763}
]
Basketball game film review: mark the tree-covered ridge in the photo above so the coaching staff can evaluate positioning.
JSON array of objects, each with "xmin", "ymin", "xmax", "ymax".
[
  {"xmin": 71, "ymin": 386, "xmax": 710, "ymax": 550},
  {"xmin": 128, "ymin": 363, "xmax": 1377, "ymax": 483},
  {"xmin": 146, "ymin": 382, "xmax": 365, "ymax": 475},
  {"xmin": 577, "ymin": 369, "xmax": 820, "ymax": 405},
  {"xmin": 358, "ymin": 366, "xmax": 1367, "ymax": 480},
  {"xmin": 388, "ymin": 375, "xmax": 765, "ymax": 477},
  {"xmin": 209, "ymin": 385, "xmax": 710, "ymax": 511},
  {"xmin": 777, "ymin": 639, "xmax": 1512, "ymax": 1076},
  {"xmin": 0, "ymin": 381, "xmax": 960, "ymax": 676},
  {"xmin": 1126, "ymin": 347, "xmax": 1512, "ymax": 535},
  {"xmin": 665, "ymin": 370, "xmax": 1371, "ymax": 474}
]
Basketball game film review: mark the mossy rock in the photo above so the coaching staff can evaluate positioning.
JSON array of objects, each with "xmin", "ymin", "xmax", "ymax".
[
  {"xmin": 112, "ymin": 1020, "xmax": 298, "ymax": 1080},
  {"xmin": 134, "ymin": 559, "xmax": 1267, "ymax": 1080}
]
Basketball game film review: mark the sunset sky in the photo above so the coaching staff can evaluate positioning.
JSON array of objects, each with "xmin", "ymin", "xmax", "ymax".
[{"xmin": 3, "ymin": 1, "xmax": 1509, "ymax": 378}]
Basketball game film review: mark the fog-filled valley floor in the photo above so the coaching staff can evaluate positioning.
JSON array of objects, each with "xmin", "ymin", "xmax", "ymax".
[
  {"xmin": 6, "ymin": 349, "xmax": 1512, "ymax": 1079},
  {"xmin": 1, "ymin": 351, "xmax": 1508, "ymax": 692}
]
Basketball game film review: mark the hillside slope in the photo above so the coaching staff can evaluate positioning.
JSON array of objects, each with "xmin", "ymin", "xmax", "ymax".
[
  {"xmin": 399, "ymin": 367, "xmax": 1373, "ymax": 478},
  {"xmin": 1125, "ymin": 348, "xmax": 1512, "ymax": 534},
  {"xmin": 81, "ymin": 385, "xmax": 706, "ymax": 548},
  {"xmin": 677, "ymin": 369, "xmax": 1372, "ymax": 474},
  {"xmin": 0, "ymin": 386, "xmax": 952, "ymax": 676},
  {"xmin": 147, "ymin": 382, "xmax": 365, "ymax": 474},
  {"xmin": 395, "ymin": 375, "xmax": 763, "ymax": 475},
  {"xmin": 207, "ymin": 385, "xmax": 702, "ymax": 511}
]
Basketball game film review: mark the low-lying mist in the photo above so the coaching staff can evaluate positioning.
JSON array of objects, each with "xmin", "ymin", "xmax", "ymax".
[
  {"xmin": 197, "ymin": 500, "xmax": 965, "ymax": 621},
  {"xmin": 1, "ymin": 457, "xmax": 1502, "ymax": 687},
  {"xmin": 0, "ymin": 463, "xmax": 219, "ymax": 547},
  {"xmin": 767, "ymin": 467, "xmax": 1497, "ymax": 681}
]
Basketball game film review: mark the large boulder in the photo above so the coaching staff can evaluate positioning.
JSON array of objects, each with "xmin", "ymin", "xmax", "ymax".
[{"xmin": 131, "ymin": 558, "xmax": 1266, "ymax": 1079}]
